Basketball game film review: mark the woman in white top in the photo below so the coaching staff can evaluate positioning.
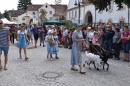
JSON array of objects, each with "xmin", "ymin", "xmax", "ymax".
[{"xmin": 87, "ymin": 27, "xmax": 95, "ymax": 52}]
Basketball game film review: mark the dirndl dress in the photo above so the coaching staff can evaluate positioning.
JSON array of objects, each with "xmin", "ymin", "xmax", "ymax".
[
  {"xmin": 17, "ymin": 31, "xmax": 28, "ymax": 48},
  {"xmin": 45, "ymin": 35, "xmax": 54, "ymax": 54},
  {"xmin": 71, "ymin": 30, "xmax": 83, "ymax": 65},
  {"xmin": 53, "ymin": 36, "xmax": 59, "ymax": 54}
]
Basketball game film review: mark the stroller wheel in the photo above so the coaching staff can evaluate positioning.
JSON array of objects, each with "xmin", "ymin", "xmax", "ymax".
[{"xmin": 83, "ymin": 64, "xmax": 85, "ymax": 67}]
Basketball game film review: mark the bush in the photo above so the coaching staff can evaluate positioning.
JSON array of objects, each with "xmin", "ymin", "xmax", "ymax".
[
  {"xmin": 82, "ymin": 23, "xmax": 86, "ymax": 28},
  {"xmin": 72, "ymin": 26, "xmax": 76, "ymax": 31}
]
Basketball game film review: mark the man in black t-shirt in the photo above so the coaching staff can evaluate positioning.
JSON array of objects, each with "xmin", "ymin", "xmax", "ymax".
[{"xmin": 104, "ymin": 24, "xmax": 115, "ymax": 58}]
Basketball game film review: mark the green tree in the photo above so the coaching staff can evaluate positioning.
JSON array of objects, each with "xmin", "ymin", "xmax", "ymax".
[
  {"xmin": 3, "ymin": 10, "xmax": 10, "ymax": 21},
  {"xmin": 17, "ymin": 0, "xmax": 32, "ymax": 11},
  {"xmin": 39, "ymin": 9, "xmax": 47, "ymax": 23},
  {"xmin": 0, "ymin": 12, "xmax": 3, "ymax": 19},
  {"xmin": 88, "ymin": 0, "xmax": 130, "ymax": 11}
]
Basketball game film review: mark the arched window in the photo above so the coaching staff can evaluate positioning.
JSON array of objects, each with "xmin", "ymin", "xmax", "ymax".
[{"xmin": 75, "ymin": 10, "xmax": 77, "ymax": 17}]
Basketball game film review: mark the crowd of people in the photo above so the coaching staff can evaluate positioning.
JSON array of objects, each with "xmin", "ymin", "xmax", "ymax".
[{"xmin": 0, "ymin": 18, "xmax": 130, "ymax": 74}]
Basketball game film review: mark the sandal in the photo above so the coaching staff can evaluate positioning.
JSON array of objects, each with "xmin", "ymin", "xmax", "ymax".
[
  {"xmin": 71, "ymin": 67, "xmax": 78, "ymax": 71},
  {"xmin": 4, "ymin": 67, "xmax": 7, "ymax": 70},
  {"xmin": 25, "ymin": 57, "xmax": 29, "ymax": 61},
  {"xmin": 124, "ymin": 59, "xmax": 126, "ymax": 61},
  {"xmin": 55, "ymin": 57, "xmax": 59, "ymax": 59},
  {"xmin": 0, "ymin": 67, "xmax": 2, "ymax": 70}
]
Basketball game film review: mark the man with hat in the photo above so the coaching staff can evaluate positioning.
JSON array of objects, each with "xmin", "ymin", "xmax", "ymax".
[
  {"xmin": 104, "ymin": 23, "xmax": 115, "ymax": 58},
  {"xmin": 0, "ymin": 19, "xmax": 10, "ymax": 70}
]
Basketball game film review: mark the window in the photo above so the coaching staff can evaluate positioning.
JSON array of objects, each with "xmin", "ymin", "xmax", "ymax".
[
  {"xmin": 120, "ymin": 21, "xmax": 124, "ymax": 28},
  {"xmin": 33, "ymin": 12, "xmax": 35, "ymax": 15},
  {"xmin": 69, "ymin": 12, "xmax": 71, "ymax": 18},
  {"xmin": 72, "ymin": 11, "xmax": 73, "ymax": 16},
  {"xmin": 22, "ymin": 17, "xmax": 25, "ymax": 20},
  {"xmin": 75, "ymin": 10, "xmax": 77, "ymax": 17},
  {"xmin": 50, "ymin": 11, "xmax": 52, "ymax": 14},
  {"xmin": 108, "ymin": 1, "xmax": 112, "ymax": 9},
  {"xmin": 46, "ymin": 5, "xmax": 48, "ymax": 8},
  {"xmin": 13, "ymin": 17, "xmax": 16, "ymax": 20}
]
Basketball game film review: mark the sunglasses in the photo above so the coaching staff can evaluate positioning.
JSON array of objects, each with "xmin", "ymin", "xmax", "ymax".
[{"xmin": 0, "ymin": 23, "xmax": 3, "ymax": 24}]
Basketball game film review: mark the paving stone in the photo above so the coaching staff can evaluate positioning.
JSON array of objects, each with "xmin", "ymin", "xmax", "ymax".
[{"xmin": 0, "ymin": 42, "xmax": 130, "ymax": 86}]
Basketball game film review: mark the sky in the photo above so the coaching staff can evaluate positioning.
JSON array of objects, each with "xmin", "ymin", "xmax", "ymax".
[{"xmin": 0, "ymin": 0, "xmax": 69, "ymax": 13}]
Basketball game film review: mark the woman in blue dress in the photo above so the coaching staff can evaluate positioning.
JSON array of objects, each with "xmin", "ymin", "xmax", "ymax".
[
  {"xmin": 45, "ymin": 30, "xmax": 54, "ymax": 61},
  {"xmin": 53, "ymin": 31, "xmax": 60, "ymax": 59},
  {"xmin": 17, "ymin": 26, "xmax": 29, "ymax": 60},
  {"xmin": 71, "ymin": 24, "xmax": 86, "ymax": 74}
]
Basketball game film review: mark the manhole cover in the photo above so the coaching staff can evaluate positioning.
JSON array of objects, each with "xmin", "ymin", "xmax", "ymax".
[{"xmin": 43, "ymin": 71, "xmax": 63, "ymax": 79}]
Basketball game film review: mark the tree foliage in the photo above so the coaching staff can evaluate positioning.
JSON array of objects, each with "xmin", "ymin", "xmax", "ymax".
[
  {"xmin": 39, "ymin": 9, "xmax": 47, "ymax": 20},
  {"xmin": 3, "ymin": 10, "xmax": 10, "ymax": 21},
  {"xmin": 88, "ymin": 0, "xmax": 130, "ymax": 11},
  {"xmin": 17, "ymin": 0, "xmax": 32, "ymax": 11},
  {"xmin": 0, "ymin": 12, "xmax": 3, "ymax": 19}
]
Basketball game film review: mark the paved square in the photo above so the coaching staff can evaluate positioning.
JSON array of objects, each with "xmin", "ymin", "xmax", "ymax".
[{"xmin": 0, "ymin": 43, "xmax": 130, "ymax": 86}]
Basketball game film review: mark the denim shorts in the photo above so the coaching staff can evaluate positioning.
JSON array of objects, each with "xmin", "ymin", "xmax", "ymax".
[
  {"xmin": 0, "ymin": 46, "xmax": 9, "ymax": 54},
  {"xmin": 122, "ymin": 42, "xmax": 129, "ymax": 53}
]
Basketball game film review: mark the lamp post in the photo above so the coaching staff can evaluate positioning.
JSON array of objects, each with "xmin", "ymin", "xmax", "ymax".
[
  {"xmin": 74, "ymin": 0, "xmax": 84, "ymax": 24},
  {"xmin": 95, "ymin": 7, "xmax": 96, "ymax": 28},
  {"xmin": 128, "ymin": 1, "xmax": 130, "ymax": 26},
  {"xmin": 128, "ymin": 8, "xmax": 129, "ymax": 26}
]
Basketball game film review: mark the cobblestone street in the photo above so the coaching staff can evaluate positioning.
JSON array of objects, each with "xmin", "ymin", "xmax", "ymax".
[{"xmin": 0, "ymin": 42, "xmax": 130, "ymax": 86}]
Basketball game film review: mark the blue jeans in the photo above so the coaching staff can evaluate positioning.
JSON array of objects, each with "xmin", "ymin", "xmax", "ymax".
[
  {"xmin": 105, "ymin": 39, "xmax": 113, "ymax": 52},
  {"xmin": 122, "ymin": 42, "xmax": 129, "ymax": 53},
  {"xmin": 0, "ymin": 45, "xmax": 9, "ymax": 54}
]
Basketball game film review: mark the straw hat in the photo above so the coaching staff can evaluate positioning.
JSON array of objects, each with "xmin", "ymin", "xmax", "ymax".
[{"xmin": 107, "ymin": 23, "xmax": 112, "ymax": 27}]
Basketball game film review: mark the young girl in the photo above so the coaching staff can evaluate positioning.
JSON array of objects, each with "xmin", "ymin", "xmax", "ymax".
[
  {"xmin": 92, "ymin": 32, "xmax": 100, "ymax": 45},
  {"xmin": 53, "ymin": 31, "xmax": 60, "ymax": 59},
  {"xmin": 17, "ymin": 26, "xmax": 29, "ymax": 60},
  {"xmin": 45, "ymin": 30, "xmax": 54, "ymax": 61}
]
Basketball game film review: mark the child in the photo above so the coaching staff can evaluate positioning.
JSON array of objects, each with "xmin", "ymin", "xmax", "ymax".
[
  {"xmin": 53, "ymin": 31, "xmax": 60, "ymax": 59},
  {"xmin": 45, "ymin": 30, "xmax": 54, "ymax": 61},
  {"xmin": 17, "ymin": 25, "xmax": 29, "ymax": 60},
  {"xmin": 92, "ymin": 32, "xmax": 100, "ymax": 45}
]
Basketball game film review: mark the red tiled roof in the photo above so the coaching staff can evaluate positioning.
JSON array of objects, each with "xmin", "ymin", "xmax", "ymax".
[
  {"xmin": 7, "ymin": 10, "xmax": 25, "ymax": 17},
  {"xmin": 51, "ymin": 5, "xmax": 67, "ymax": 16},
  {"xmin": 27, "ymin": 4, "xmax": 43, "ymax": 11},
  {"xmin": 27, "ymin": 4, "xmax": 67, "ymax": 16}
]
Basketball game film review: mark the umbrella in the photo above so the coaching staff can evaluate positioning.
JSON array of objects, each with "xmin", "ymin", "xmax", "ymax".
[
  {"xmin": 43, "ymin": 18, "xmax": 65, "ymax": 25},
  {"xmin": 1, "ymin": 18, "xmax": 11, "ymax": 24}
]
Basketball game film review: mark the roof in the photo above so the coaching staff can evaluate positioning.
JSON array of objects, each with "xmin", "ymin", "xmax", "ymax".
[
  {"xmin": 7, "ymin": 10, "xmax": 25, "ymax": 17},
  {"xmin": 27, "ymin": 4, "xmax": 67, "ymax": 16},
  {"xmin": 51, "ymin": 5, "xmax": 67, "ymax": 16},
  {"xmin": 27, "ymin": 4, "xmax": 43, "ymax": 11}
]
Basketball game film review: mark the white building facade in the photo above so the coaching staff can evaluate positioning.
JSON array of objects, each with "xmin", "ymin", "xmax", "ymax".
[
  {"xmin": 67, "ymin": 0, "xmax": 130, "ymax": 27},
  {"xmin": 8, "ymin": 3, "xmax": 67, "ymax": 25}
]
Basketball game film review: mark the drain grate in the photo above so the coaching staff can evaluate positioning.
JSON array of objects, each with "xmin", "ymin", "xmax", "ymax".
[{"xmin": 43, "ymin": 71, "xmax": 63, "ymax": 79}]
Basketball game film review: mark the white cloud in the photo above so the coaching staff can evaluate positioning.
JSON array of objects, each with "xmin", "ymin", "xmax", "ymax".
[{"xmin": 0, "ymin": 0, "xmax": 69, "ymax": 13}]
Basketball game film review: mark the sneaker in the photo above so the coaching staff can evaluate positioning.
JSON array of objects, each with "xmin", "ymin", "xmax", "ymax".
[
  {"xmin": 43, "ymin": 45, "xmax": 45, "ymax": 47},
  {"xmin": 80, "ymin": 69, "xmax": 86, "ymax": 74},
  {"xmin": 40, "ymin": 44, "xmax": 41, "ymax": 46},
  {"xmin": 25, "ymin": 57, "xmax": 29, "ymax": 61}
]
